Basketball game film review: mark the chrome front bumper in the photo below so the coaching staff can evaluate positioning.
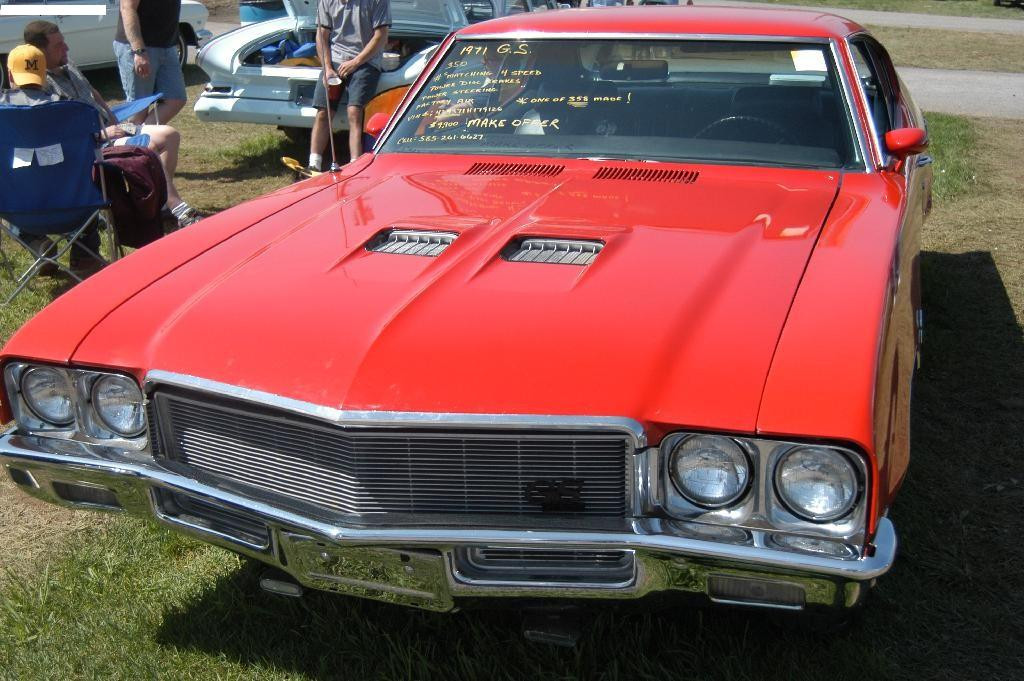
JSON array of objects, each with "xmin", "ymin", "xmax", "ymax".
[{"xmin": 1, "ymin": 433, "xmax": 896, "ymax": 613}]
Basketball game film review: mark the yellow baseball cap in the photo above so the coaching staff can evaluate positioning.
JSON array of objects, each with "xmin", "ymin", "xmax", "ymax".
[{"xmin": 7, "ymin": 44, "xmax": 46, "ymax": 87}]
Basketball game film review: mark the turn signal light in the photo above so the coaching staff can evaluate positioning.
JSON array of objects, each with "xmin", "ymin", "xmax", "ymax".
[
  {"xmin": 364, "ymin": 85, "xmax": 410, "ymax": 120},
  {"xmin": 707, "ymin": 575, "xmax": 805, "ymax": 609}
]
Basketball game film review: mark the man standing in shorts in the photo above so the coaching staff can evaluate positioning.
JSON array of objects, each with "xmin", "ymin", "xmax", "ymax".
[
  {"xmin": 113, "ymin": 0, "xmax": 187, "ymax": 125},
  {"xmin": 308, "ymin": 0, "xmax": 391, "ymax": 171}
]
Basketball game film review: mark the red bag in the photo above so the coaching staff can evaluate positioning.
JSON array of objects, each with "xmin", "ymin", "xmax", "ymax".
[{"xmin": 95, "ymin": 145, "xmax": 168, "ymax": 249}]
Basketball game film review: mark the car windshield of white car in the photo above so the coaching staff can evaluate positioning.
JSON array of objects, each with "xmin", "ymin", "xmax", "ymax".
[{"xmin": 380, "ymin": 38, "xmax": 863, "ymax": 169}]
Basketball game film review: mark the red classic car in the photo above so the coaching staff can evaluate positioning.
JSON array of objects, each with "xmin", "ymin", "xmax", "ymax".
[{"xmin": 0, "ymin": 5, "xmax": 930, "ymax": 631}]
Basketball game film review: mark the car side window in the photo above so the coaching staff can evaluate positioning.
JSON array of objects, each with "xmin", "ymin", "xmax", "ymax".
[
  {"xmin": 507, "ymin": 0, "xmax": 530, "ymax": 13},
  {"xmin": 850, "ymin": 38, "xmax": 899, "ymax": 146}
]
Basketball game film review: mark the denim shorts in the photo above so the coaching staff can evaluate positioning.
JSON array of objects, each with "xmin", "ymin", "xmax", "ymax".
[
  {"xmin": 312, "ymin": 63, "xmax": 381, "ymax": 109},
  {"xmin": 113, "ymin": 41, "xmax": 187, "ymax": 102}
]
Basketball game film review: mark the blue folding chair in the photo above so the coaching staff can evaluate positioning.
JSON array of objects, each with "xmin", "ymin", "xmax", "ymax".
[
  {"xmin": 111, "ymin": 92, "xmax": 163, "ymax": 124},
  {"xmin": 0, "ymin": 100, "xmax": 119, "ymax": 304}
]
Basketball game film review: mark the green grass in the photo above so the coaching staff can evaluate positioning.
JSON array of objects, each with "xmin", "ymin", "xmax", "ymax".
[
  {"xmin": 2, "ymin": 114, "xmax": 1024, "ymax": 679},
  {"xmin": 926, "ymin": 112, "xmax": 977, "ymax": 200},
  {"xmin": 742, "ymin": 0, "xmax": 1024, "ymax": 19},
  {"xmin": 0, "ymin": 520, "xmax": 913, "ymax": 680}
]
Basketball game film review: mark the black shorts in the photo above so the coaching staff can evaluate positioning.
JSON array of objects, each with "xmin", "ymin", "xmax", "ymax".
[{"xmin": 313, "ymin": 62, "xmax": 381, "ymax": 109}]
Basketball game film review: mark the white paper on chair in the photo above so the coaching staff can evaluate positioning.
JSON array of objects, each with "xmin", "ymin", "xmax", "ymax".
[
  {"xmin": 35, "ymin": 143, "xmax": 64, "ymax": 166},
  {"xmin": 12, "ymin": 148, "xmax": 34, "ymax": 168}
]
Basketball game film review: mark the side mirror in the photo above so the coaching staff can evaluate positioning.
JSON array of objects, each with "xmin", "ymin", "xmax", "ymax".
[
  {"xmin": 884, "ymin": 127, "xmax": 928, "ymax": 159},
  {"xmin": 365, "ymin": 112, "xmax": 391, "ymax": 139}
]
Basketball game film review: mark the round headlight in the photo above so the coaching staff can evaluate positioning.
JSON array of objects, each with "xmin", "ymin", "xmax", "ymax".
[
  {"xmin": 774, "ymin": 447, "xmax": 858, "ymax": 522},
  {"xmin": 91, "ymin": 374, "xmax": 145, "ymax": 437},
  {"xmin": 20, "ymin": 367, "xmax": 74, "ymax": 426},
  {"xmin": 670, "ymin": 435, "xmax": 751, "ymax": 508}
]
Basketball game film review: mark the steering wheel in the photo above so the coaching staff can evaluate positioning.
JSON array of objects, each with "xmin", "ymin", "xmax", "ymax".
[{"xmin": 694, "ymin": 115, "xmax": 794, "ymax": 145}]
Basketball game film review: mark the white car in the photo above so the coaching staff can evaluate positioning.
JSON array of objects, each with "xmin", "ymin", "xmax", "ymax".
[
  {"xmin": 0, "ymin": 0, "xmax": 211, "ymax": 79},
  {"xmin": 194, "ymin": 0, "xmax": 467, "ymax": 134}
]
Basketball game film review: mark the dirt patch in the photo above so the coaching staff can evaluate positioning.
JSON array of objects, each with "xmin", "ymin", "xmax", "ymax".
[{"xmin": 0, "ymin": 471, "xmax": 111, "ymax": 581}]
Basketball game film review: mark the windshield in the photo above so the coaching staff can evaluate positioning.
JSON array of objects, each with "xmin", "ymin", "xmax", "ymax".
[{"xmin": 380, "ymin": 39, "xmax": 861, "ymax": 169}]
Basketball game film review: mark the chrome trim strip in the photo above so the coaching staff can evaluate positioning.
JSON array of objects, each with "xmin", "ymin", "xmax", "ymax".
[
  {"xmin": 0, "ymin": 434, "xmax": 897, "ymax": 580},
  {"xmin": 707, "ymin": 597, "xmax": 803, "ymax": 611},
  {"xmin": 844, "ymin": 34, "xmax": 886, "ymax": 169},
  {"xmin": 460, "ymin": 33, "xmax": 832, "ymax": 43},
  {"xmin": 144, "ymin": 369, "xmax": 648, "ymax": 448},
  {"xmin": 830, "ymin": 37, "xmax": 872, "ymax": 172}
]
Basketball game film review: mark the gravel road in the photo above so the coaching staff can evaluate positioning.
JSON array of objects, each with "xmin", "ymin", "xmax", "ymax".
[
  {"xmin": 899, "ymin": 67, "xmax": 1024, "ymax": 119},
  {"xmin": 698, "ymin": 0, "xmax": 1024, "ymax": 34}
]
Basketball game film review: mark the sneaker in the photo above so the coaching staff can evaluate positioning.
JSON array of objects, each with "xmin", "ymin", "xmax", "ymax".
[{"xmin": 175, "ymin": 205, "xmax": 206, "ymax": 228}]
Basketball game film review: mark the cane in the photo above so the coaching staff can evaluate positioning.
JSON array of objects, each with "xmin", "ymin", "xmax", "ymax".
[{"xmin": 324, "ymin": 71, "xmax": 343, "ymax": 173}]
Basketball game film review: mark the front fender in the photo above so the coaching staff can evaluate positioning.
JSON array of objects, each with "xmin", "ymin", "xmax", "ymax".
[{"xmin": 756, "ymin": 172, "xmax": 910, "ymax": 536}]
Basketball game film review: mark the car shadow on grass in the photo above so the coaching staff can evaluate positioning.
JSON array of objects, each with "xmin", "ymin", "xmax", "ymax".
[
  {"xmin": 176, "ymin": 134, "xmax": 309, "ymax": 183},
  {"xmin": 155, "ymin": 562, "xmax": 868, "ymax": 681},
  {"xmin": 871, "ymin": 249, "xmax": 1024, "ymax": 675},
  {"xmin": 175, "ymin": 133, "xmax": 355, "ymax": 184},
  {"xmin": 152, "ymin": 250, "xmax": 1024, "ymax": 680}
]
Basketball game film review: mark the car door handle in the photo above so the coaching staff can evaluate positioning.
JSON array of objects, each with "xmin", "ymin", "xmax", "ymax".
[{"xmin": 916, "ymin": 155, "xmax": 933, "ymax": 167}]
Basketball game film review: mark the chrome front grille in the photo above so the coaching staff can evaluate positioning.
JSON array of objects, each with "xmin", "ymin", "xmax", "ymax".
[{"xmin": 150, "ymin": 390, "xmax": 629, "ymax": 517}]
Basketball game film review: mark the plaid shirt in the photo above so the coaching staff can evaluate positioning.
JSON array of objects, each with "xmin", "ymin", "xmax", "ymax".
[{"xmin": 44, "ymin": 62, "xmax": 112, "ymax": 124}]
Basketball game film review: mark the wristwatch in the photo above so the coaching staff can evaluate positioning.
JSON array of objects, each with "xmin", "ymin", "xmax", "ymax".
[{"xmin": 130, "ymin": 47, "xmax": 146, "ymax": 56}]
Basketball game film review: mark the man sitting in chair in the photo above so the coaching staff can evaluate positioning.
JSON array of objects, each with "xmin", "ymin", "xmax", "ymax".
[{"xmin": 23, "ymin": 20, "xmax": 203, "ymax": 229}]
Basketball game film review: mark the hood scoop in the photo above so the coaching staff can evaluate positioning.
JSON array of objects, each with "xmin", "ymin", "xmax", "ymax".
[
  {"xmin": 502, "ymin": 237, "xmax": 603, "ymax": 266},
  {"xmin": 367, "ymin": 229, "xmax": 457, "ymax": 257},
  {"xmin": 593, "ymin": 167, "xmax": 699, "ymax": 184},
  {"xmin": 466, "ymin": 162, "xmax": 565, "ymax": 177}
]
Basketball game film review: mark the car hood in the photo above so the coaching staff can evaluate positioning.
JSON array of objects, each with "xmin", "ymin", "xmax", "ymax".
[
  {"xmin": 285, "ymin": 0, "xmax": 466, "ymax": 32},
  {"xmin": 73, "ymin": 155, "xmax": 840, "ymax": 434}
]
